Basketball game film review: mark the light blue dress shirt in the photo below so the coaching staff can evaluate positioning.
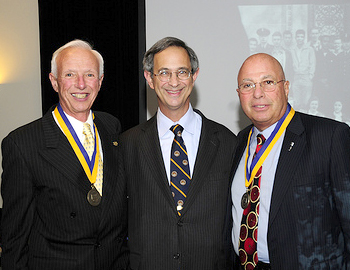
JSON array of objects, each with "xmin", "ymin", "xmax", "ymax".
[{"xmin": 231, "ymin": 123, "xmax": 285, "ymax": 263}]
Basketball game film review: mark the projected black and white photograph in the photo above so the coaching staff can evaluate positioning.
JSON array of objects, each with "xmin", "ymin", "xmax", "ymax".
[{"xmin": 239, "ymin": 4, "xmax": 350, "ymax": 125}]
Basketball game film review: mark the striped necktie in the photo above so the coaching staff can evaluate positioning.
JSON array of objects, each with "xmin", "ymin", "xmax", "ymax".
[
  {"xmin": 83, "ymin": 123, "xmax": 103, "ymax": 195},
  {"xmin": 170, "ymin": 124, "xmax": 191, "ymax": 215}
]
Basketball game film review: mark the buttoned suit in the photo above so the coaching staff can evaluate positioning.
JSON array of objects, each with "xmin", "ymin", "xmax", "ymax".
[
  {"xmin": 120, "ymin": 109, "xmax": 237, "ymax": 270},
  {"xmin": 226, "ymin": 112, "xmax": 350, "ymax": 269},
  {"xmin": 1, "ymin": 106, "xmax": 128, "ymax": 270}
]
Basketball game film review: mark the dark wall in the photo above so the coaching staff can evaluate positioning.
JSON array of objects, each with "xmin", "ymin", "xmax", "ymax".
[{"xmin": 38, "ymin": 0, "xmax": 146, "ymax": 131}]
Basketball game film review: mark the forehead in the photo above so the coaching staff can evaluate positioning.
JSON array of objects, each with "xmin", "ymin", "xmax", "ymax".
[
  {"xmin": 57, "ymin": 47, "xmax": 99, "ymax": 70},
  {"xmin": 153, "ymin": 46, "xmax": 191, "ymax": 70},
  {"xmin": 238, "ymin": 56, "xmax": 280, "ymax": 81}
]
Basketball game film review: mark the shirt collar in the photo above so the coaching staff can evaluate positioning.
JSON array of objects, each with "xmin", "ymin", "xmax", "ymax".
[
  {"xmin": 65, "ymin": 110, "xmax": 94, "ymax": 136},
  {"xmin": 252, "ymin": 122, "xmax": 277, "ymax": 141},
  {"xmin": 157, "ymin": 104, "xmax": 196, "ymax": 138}
]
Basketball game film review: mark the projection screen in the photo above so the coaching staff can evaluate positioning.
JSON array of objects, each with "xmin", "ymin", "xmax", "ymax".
[{"xmin": 146, "ymin": 0, "xmax": 350, "ymax": 134}]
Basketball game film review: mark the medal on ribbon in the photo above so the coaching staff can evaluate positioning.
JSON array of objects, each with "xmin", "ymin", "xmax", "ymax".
[
  {"xmin": 241, "ymin": 104, "xmax": 295, "ymax": 209},
  {"xmin": 54, "ymin": 104, "xmax": 102, "ymax": 206}
]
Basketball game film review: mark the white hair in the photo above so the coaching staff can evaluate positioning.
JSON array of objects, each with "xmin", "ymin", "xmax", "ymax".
[{"xmin": 50, "ymin": 39, "xmax": 104, "ymax": 78}]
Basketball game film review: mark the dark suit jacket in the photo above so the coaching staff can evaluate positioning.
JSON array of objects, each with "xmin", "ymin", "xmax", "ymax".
[
  {"xmin": 226, "ymin": 112, "xmax": 350, "ymax": 269},
  {"xmin": 1, "ymin": 106, "xmax": 128, "ymax": 270},
  {"xmin": 120, "ymin": 109, "xmax": 237, "ymax": 270}
]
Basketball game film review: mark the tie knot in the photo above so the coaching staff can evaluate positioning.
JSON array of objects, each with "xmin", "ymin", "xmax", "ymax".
[
  {"xmin": 257, "ymin": 133, "xmax": 266, "ymax": 145},
  {"xmin": 83, "ymin": 123, "xmax": 93, "ymax": 136},
  {"xmin": 170, "ymin": 124, "xmax": 184, "ymax": 138}
]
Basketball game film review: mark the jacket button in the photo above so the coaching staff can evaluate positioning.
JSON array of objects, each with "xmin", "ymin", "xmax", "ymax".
[
  {"xmin": 70, "ymin": 212, "xmax": 76, "ymax": 218},
  {"xmin": 177, "ymin": 221, "xmax": 183, "ymax": 227},
  {"xmin": 173, "ymin": 253, "xmax": 180, "ymax": 260}
]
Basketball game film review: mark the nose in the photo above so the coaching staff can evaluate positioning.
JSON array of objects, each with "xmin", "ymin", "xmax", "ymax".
[
  {"xmin": 168, "ymin": 72, "xmax": 180, "ymax": 87},
  {"xmin": 76, "ymin": 75, "xmax": 86, "ymax": 90},
  {"xmin": 253, "ymin": 82, "xmax": 264, "ymax": 98}
]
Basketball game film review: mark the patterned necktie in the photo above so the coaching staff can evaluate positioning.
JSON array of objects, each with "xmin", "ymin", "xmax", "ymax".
[
  {"xmin": 239, "ymin": 133, "xmax": 266, "ymax": 270},
  {"xmin": 83, "ymin": 123, "xmax": 103, "ymax": 195},
  {"xmin": 170, "ymin": 124, "xmax": 191, "ymax": 215}
]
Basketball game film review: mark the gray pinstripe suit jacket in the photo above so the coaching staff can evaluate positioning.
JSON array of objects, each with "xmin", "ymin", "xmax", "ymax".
[
  {"xmin": 226, "ymin": 112, "xmax": 350, "ymax": 270},
  {"xmin": 120, "ymin": 109, "xmax": 237, "ymax": 270},
  {"xmin": 1, "ymin": 106, "xmax": 129, "ymax": 270}
]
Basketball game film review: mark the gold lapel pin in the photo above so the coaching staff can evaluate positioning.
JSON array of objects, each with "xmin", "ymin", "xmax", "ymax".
[{"xmin": 113, "ymin": 141, "xmax": 118, "ymax": 146}]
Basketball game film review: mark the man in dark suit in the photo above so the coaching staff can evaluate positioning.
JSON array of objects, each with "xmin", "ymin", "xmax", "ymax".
[
  {"xmin": 1, "ymin": 40, "xmax": 128, "ymax": 269},
  {"xmin": 120, "ymin": 37, "xmax": 237, "ymax": 269},
  {"xmin": 256, "ymin": 28, "xmax": 273, "ymax": 55},
  {"xmin": 227, "ymin": 53, "xmax": 350, "ymax": 269}
]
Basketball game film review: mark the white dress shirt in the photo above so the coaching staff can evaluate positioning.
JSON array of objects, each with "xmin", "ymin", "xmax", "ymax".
[
  {"xmin": 231, "ymin": 123, "xmax": 285, "ymax": 263},
  {"xmin": 157, "ymin": 104, "xmax": 202, "ymax": 183},
  {"xmin": 52, "ymin": 109, "xmax": 103, "ymax": 160}
]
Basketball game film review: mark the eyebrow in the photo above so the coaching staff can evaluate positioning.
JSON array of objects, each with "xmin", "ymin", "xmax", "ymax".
[
  {"xmin": 157, "ymin": 66, "xmax": 190, "ymax": 72},
  {"xmin": 241, "ymin": 75, "xmax": 275, "ymax": 82}
]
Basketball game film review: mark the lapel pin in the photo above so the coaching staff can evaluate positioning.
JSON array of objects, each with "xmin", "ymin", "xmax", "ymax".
[
  {"xmin": 288, "ymin": 142, "xmax": 294, "ymax": 151},
  {"xmin": 113, "ymin": 141, "xmax": 118, "ymax": 146}
]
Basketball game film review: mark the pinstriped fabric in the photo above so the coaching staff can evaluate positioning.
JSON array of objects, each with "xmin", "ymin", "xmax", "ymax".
[
  {"xmin": 120, "ymin": 109, "xmax": 238, "ymax": 270},
  {"xmin": 0, "ymin": 107, "xmax": 128, "ymax": 270},
  {"xmin": 228, "ymin": 112, "xmax": 350, "ymax": 270}
]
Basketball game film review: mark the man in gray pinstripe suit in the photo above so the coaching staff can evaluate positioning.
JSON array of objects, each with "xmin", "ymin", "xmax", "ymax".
[
  {"xmin": 1, "ymin": 40, "xmax": 128, "ymax": 269},
  {"xmin": 227, "ymin": 53, "xmax": 350, "ymax": 270},
  {"xmin": 120, "ymin": 37, "xmax": 237, "ymax": 270}
]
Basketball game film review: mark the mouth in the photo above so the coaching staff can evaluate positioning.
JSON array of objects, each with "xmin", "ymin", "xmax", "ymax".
[
  {"xmin": 253, "ymin": 105, "xmax": 267, "ymax": 109},
  {"xmin": 166, "ymin": 88, "xmax": 183, "ymax": 95},
  {"xmin": 72, "ymin": 93, "xmax": 89, "ymax": 99}
]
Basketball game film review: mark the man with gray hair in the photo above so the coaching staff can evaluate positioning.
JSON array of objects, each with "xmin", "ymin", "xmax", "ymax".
[
  {"xmin": 120, "ymin": 36, "xmax": 237, "ymax": 269},
  {"xmin": 1, "ymin": 39, "xmax": 128, "ymax": 269}
]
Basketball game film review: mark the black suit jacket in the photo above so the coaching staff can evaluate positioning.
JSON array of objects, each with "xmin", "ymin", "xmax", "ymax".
[
  {"xmin": 226, "ymin": 112, "xmax": 350, "ymax": 269},
  {"xmin": 120, "ymin": 109, "xmax": 237, "ymax": 270},
  {"xmin": 1, "ymin": 106, "xmax": 128, "ymax": 270}
]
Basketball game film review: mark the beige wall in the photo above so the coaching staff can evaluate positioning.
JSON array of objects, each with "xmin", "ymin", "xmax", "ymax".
[{"xmin": 0, "ymin": 0, "xmax": 42, "ymax": 206}]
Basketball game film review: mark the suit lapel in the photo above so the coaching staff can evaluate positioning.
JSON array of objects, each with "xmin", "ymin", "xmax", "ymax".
[
  {"xmin": 93, "ymin": 116, "xmax": 119, "ymax": 211},
  {"xmin": 39, "ymin": 107, "xmax": 97, "ymax": 196},
  {"xmin": 229, "ymin": 126, "xmax": 252, "ymax": 185},
  {"xmin": 268, "ymin": 113, "xmax": 306, "ymax": 226},
  {"xmin": 180, "ymin": 111, "xmax": 221, "ymax": 215},
  {"xmin": 142, "ymin": 116, "xmax": 177, "ymax": 213}
]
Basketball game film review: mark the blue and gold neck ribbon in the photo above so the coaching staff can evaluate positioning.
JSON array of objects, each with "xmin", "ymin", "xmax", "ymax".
[
  {"xmin": 54, "ymin": 104, "xmax": 100, "ymax": 184},
  {"xmin": 244, "ymin": 103, "xmax": 295, "ymax": 187}
]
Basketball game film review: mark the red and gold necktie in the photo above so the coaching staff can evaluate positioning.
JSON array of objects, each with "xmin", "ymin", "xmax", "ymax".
[{"xmin": 239, "ymin": 133, "xmax": 266, "ymax": 270}]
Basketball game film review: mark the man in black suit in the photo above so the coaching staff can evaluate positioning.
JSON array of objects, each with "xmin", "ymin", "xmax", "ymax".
[
  {"xmin": 227, "ymin": 53, "xmax": 350, "ymax": 269},
  {"xmin": 120, "ymin": 37, "xmax": 237, "ymax": 269},
  {"xmin": 1, "ymin": 40, "xmax": 128, "ymax": 269},
  {"xmin": 256, "ymin": 28, "xmax": 273, "ymax": 54}
]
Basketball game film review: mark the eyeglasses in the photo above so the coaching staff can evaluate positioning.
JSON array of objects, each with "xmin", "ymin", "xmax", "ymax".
[
  {"xmin": 153, "ymin": 69, "xmax": 192, "ymax": 82},
  {"xmin": 238, "ymin": 79, "xmax": 285, "ymax": 93}
]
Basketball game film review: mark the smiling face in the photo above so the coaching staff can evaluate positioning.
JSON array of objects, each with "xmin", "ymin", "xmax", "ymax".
[
  {"xmin": 237, "ymin": 54, "xmax": 289, "ymax": 131},
  {"xmin": 49, "ymin": 47, "xmax": 103, "ymax": 122},
  {"xmin": 144, "ymin": 46, "xmax": 199, "ymax": 121}
]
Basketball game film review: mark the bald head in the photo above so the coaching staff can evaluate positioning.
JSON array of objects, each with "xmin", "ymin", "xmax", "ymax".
[
  {"xmin": 237, "ymin": 53, "xmax": 285, "ymax": 86},
  {"xmin": 236, "ymin": 53, "xmax": 289, "ymax": 131}
]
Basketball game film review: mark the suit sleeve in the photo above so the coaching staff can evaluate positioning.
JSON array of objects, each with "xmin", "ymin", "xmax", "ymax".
[
  {"xmin": 1, "ymin": 135, "xmax": 34, "ymax": 270},
  {"xmin": 330, "ymin": 123, "xmax": 350, "ymax": 257}
]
